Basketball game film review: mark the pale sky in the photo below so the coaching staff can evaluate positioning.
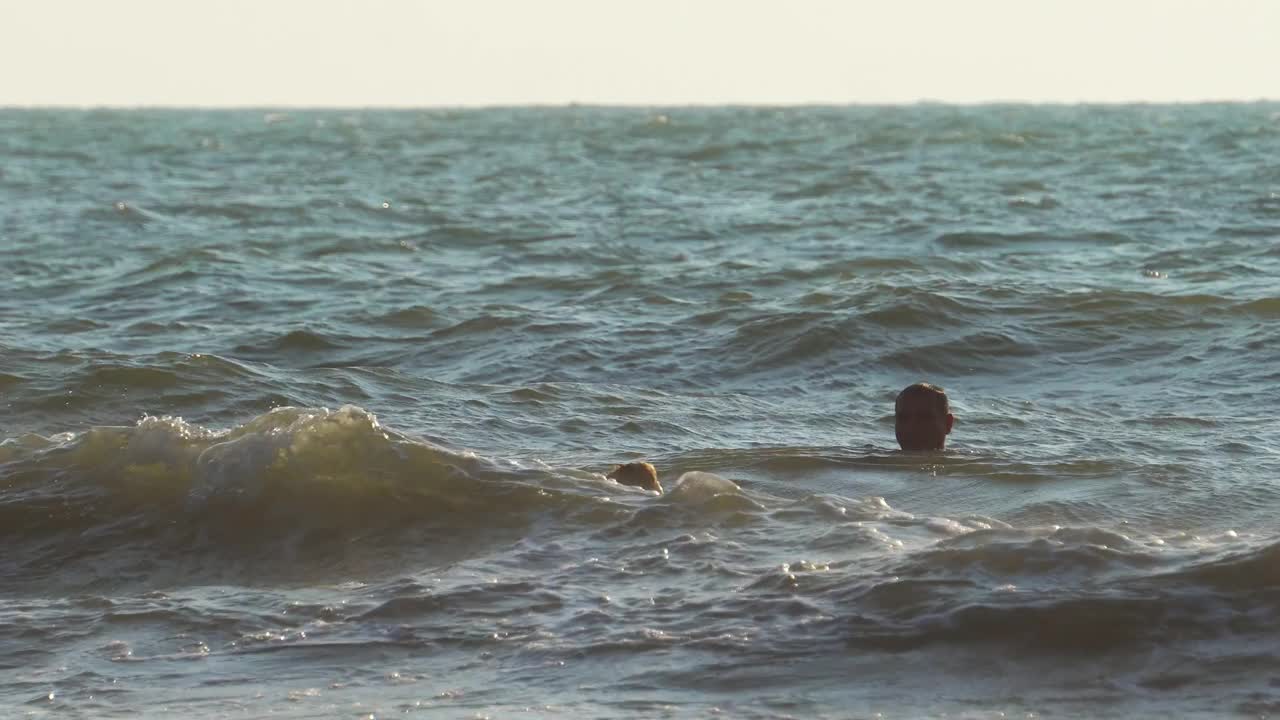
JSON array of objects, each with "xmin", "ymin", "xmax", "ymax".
[{"xmin": 3, "ymin": 0, "xmax": 1278, "ymax": 106}]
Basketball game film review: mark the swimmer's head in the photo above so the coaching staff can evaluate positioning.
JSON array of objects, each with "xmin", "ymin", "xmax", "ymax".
[
  {"xmin": 608, "ymin": 462, "xmax": 662, "ymax": 493},
  {"xmin": 894, "ymin": 382, "xmax": 954, "ymax": 451}
]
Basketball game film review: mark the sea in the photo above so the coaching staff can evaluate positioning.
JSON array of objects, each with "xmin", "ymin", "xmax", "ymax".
[{"xmin": 2, "ymin": 104, "xmax": 1279, "ymax": 719}]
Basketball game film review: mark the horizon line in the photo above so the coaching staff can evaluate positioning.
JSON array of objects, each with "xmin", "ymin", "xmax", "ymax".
[{"xmin": 4, "ymin": 97, "xmax": 1280, "ymax": 111}]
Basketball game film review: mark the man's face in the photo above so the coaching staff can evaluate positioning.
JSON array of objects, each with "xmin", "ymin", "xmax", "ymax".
[{"xmin": 895, "ymin": 394, "xmax": 953, "ymax": 451}]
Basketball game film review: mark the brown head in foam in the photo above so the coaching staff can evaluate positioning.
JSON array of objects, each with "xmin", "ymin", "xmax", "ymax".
[{"xmin": 607, "ymin": 462, "xmax": 662, "ymax": 493}]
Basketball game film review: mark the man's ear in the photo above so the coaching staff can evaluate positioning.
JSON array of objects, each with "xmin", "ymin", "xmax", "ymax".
[{"xmin": 945, "ymin": 413, "xmax": 955, "ymax": 434}]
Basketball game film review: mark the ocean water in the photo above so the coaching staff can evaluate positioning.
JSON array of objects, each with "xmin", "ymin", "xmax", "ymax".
[{"xmin": 2, "ymin": 104, "xmax": 1279, "ymax": 718}]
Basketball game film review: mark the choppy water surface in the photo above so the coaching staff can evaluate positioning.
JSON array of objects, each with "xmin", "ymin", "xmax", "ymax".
[{"xmin": 3, "ymin": 105, "xmax": 1280, "ymax": 718}]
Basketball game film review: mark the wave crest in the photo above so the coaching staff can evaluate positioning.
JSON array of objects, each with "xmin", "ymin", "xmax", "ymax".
[{"xmin": 0, "ymin": 407, "xmax": 634, "ymax": 590}]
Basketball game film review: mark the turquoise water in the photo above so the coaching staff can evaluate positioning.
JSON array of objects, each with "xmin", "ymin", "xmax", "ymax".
[{"xmin": 3, "ymin": 104, "xmax": 1280, "ymax": 718}]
